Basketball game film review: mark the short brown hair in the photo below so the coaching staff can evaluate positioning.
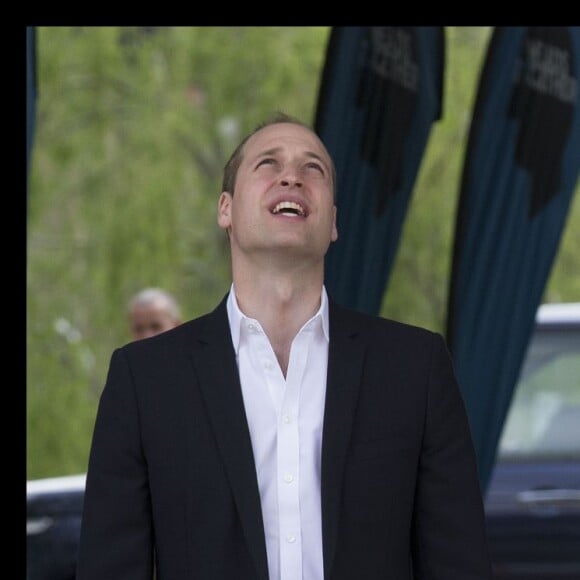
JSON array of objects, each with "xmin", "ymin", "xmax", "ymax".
[{"xmin": 221, "ymin": 111, "xmax": 335, "ymax": 197}]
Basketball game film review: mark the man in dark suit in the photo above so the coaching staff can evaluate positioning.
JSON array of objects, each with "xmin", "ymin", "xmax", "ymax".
[{"xmin": 76, "ymin": 112, "xmax": 493, "ymax": 579}]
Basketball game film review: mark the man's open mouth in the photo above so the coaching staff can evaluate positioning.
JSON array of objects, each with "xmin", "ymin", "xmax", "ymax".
[{"xmin": 271, "ymin": 201, "xmax": 306, "ymax": 217}]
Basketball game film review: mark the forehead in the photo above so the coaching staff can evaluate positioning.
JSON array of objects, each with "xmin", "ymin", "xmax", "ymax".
[{"xmin": 243, "ymin": 122, "xmax": 331, "ymax": 164}]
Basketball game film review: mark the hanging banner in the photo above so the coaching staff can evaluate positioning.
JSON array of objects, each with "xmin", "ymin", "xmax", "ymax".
[
  {"xmin": 315, "ymin": 26, "xmax": 444, "ymax": 314},
  {"xmin": 446, "ymin": 26, "xmax": 580, "ymax": 490}
]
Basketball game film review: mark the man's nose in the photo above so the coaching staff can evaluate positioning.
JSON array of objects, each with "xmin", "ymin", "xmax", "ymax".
[{"xmin": 280, "ymin": 168, "xmax": 303, "ymax": 188}]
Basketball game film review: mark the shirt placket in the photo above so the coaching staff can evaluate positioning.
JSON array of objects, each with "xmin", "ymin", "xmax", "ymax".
[{"xmin": 277, "ymin": 326, "xmax": 312, "ymax": 580}]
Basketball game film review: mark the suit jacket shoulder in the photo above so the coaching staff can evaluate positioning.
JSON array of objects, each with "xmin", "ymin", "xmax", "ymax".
[{"xmin": 328, "ymin": 298, "xmax": 443, "ymax": 354}]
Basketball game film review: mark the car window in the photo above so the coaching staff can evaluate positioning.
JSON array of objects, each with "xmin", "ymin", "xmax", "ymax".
[{"xmin": 497, "ymin": 326, "xmax": 580, "ymax": 461}]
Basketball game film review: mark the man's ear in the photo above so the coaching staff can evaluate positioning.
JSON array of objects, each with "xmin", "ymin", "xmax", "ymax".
[
  {"xmin": 331, "ymin": 205, "xmax": 338, "ymax": 242},
  {"xmin": 217, "ymin": 192, "xmax": 233, "ymax": 231}
]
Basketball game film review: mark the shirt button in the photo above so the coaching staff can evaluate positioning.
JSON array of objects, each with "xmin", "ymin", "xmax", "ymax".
[
  {"xmin": 247, "ymin": 323, "xmax": 256, "ymax": 332},
  {"xmin": 286, "ymin": 534, "xmax": 296, "ymax": 543},
  {"xmin": 282, "ymin": 415, "xmax": 291, "ymax": 424},
  {"xmin": 284, "ymin": 474, "xmax": 294, "ymax": 483},
  {"xmin": 264, "ymin": 361, "xmax": 273, "ymax": 371}
]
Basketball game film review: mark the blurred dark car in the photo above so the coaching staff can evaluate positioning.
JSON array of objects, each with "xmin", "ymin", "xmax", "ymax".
[
  {"xmin": 485, "ymin": 302, "xmax": 580, "ymax": 579},
  {"xmin": 27, "ymin": 303, "xmax": 580, "ymax": 579},
  {"xmin": 26, "ymin": 474, "xmax": 85, "ymax": 580}
]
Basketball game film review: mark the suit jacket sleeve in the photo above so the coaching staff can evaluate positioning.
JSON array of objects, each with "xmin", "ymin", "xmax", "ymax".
[
  {"xmin": 412, "ymin": 333, "xmax": 492, "ymax": 579},
  {"xmin": 76, "ymin": 347, "xmax": 154, "ymax": 580}
]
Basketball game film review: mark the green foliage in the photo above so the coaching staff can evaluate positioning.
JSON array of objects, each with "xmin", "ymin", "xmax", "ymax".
[
  {"xmin": 27, "ymin": 26, "xmax": 330, "ymax": 479},
  {"xmin": 27, "ymin": 26, "xmax": 579, "ymax": 479}
]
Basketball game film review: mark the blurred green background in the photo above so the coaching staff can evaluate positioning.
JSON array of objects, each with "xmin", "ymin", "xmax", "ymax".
[{"xmin": 27, "ymin": 26, "xmax": 579, "ymax": 479}]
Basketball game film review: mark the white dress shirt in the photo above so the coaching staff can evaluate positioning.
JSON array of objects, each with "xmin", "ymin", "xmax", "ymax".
[{"xmin": 226, "ymin": 285, "xmax": 329, "ymax": 580}]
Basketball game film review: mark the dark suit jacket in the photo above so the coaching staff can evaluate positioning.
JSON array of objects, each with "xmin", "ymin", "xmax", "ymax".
[{"xmin": 76, "ymin": 295, "xmax": 493, "ymax": 579}]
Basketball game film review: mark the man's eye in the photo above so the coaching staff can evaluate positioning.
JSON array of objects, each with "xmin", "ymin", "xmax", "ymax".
[
  {"xmin": 305, "ymin": 162, "xmax": 324, "ymax": 174},
  {"xmin": 256, "ymin": 158, "xmax": 275, "ymax": 168}
]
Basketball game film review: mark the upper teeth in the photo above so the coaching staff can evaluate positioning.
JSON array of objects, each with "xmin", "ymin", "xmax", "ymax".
[{"xmin": 272, "ymin": 201, "xmax": 305, "ymax": 216}]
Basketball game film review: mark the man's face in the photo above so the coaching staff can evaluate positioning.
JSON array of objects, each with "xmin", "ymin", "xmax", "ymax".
[
  {"xmin": 217, "ymin": 122, "xmax": 338, "ymax": 264},
  {"xmin": 129, "ymin": 302, "xmax": 179, "ymax": 340}
]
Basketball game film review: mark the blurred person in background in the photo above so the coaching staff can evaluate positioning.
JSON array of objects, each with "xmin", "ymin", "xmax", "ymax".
[{"xmin": 127, "ymin": 287, "xmax": 182, "ymax": 341}]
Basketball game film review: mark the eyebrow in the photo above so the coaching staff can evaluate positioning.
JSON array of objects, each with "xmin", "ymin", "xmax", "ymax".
[{"xmin": 253, "ymin": 147, "xmax": 330, "ymax": 172}]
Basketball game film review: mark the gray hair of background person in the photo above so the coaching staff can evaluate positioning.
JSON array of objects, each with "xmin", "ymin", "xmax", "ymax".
[{"xmin": 127, "ymin": 287, "xmax": 181, "ymax": 320}]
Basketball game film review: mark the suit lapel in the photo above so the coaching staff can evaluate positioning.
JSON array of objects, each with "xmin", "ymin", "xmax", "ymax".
[
  {"xmin": 321, "ymin": 301, "xmax": 366, "ymax": 578},
  {"xmin": 188, "ymin": 297, "xmax": 365, "ymax": 580},
  {"xmin": 189, "ymin": 297, "xmax": 269, "ymax": 580}
]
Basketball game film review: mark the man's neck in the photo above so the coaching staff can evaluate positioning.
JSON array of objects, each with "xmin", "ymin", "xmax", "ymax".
[{"xmin": 232, "ymin": 269, "xmax": 324, "ymax": 376}]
